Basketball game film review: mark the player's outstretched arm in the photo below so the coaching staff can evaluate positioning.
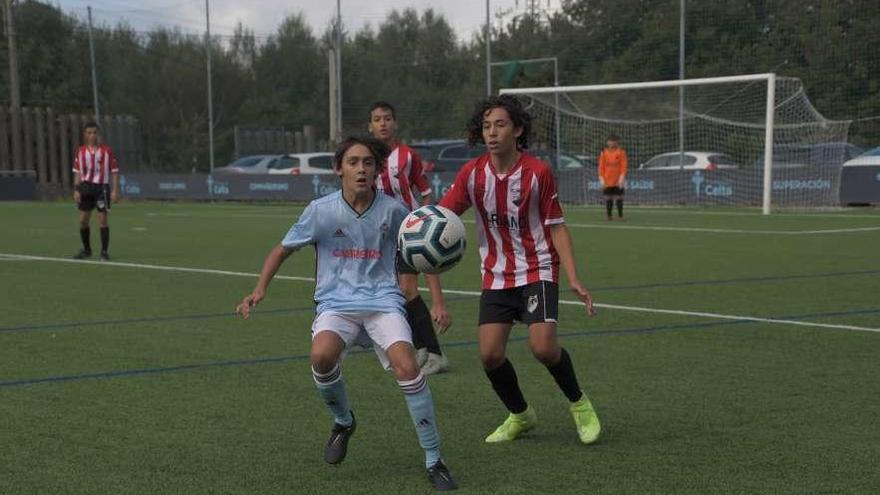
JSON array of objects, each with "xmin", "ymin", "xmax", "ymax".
[
  {"xmin": 236, "ymin": 244, "xmax": 294, "ymax": 319},
  {"xmin": 111, "ymin": 171, "xmax": 120, "ymax": 203},
  {"xmin": 424, "ymin": 273, "xmax": 452, "ymax": 333},
  {"xmin": 549, "ymin": 223, "xmax": 597, "ymax": 317},
  {"xmin": 73, "ymin": 172, "xmax": 81, "ymax": 203}
]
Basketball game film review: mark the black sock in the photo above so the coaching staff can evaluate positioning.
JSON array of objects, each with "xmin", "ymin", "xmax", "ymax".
[
  {"xmin": 546, "ymin": 348, "xmax": 583, "ymax": 403},
  {"xmin": 485, "ymin": 359, "xmax": 528, "ymax": 414},
  {"xmin": 79, "ymin": 228, "xmax": 91, "ymax": 253},
  {"xmin": 100, "ymin": 227, "xmax": 109, "ymax": 253},
  {"xmin": 405, "ymin": 295, "xmax": 441, "ymax": 354},
  {"xmin": 605, "ymin": 199, "xmax": 613, "ymax": 218},
  {"xmin": 616, "ymin": 199, "xmax": 624, "ymax": 217}
]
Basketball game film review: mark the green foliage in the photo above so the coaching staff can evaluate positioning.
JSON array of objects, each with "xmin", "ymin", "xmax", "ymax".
[{"xmin": 0, "ymin": 0, "xmax": 876, "ymax": 170}]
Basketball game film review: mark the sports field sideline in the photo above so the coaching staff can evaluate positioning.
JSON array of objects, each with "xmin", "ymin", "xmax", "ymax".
[{"xmin": 2, "ymin": 201, "xmax": 879, "ymax": 494}]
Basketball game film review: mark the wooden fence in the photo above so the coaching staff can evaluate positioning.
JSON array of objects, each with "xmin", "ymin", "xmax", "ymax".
[{"xmin": 0, "ymin": 106, "xmax": 142, "ymax": 189}]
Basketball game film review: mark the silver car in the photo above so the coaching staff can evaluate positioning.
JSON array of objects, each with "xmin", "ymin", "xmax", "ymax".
[
  {"xmin": 268, "ymin": 152, "xmax": 336, "ymax": 175},
  {"xmin": 640, "ymin": 151, "xmax": 739, "ymax": 171},
  {"xmin": 214, "ymin": 155, "xmax": 291, "ymax": 174}
]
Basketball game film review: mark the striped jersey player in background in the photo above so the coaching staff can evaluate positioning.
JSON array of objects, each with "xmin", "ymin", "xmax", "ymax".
[
  {"xmin": 369, "ymin": 101, "xmax": 452, "ymax": 375},
  {"xmin": 72, "ymin": 121, "xmax": 120, "ymax": 261},
  {"xmin": 235, "ymin": 136, "xmax": 457, "ymax": 491},
  {"xmin": 439, "ymin": 95, "xmax": 602, "ymax": 445}
]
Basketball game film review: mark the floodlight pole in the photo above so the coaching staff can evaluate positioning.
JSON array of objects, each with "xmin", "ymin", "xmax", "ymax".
[
  {"xmin": 87, "ymin": 6, "xmax": 100, "ymax": 122},
  {"xmin": 678, "ymin": 0, "xmax": 685, "ymax": 169},
  {"xmin": 491, "ymin": 56, "xmax": 559, "ymax": 166},
  {"xmin": 336, "ymin": 0, "xmax": 342, "ymax": 140},
  {"xmin": 485, "ymin": 0, "xmax": 491, "ymax": 96},
  {"xmin": 205, "ymin": 0, "xmax": 215, "ymax": 179}
]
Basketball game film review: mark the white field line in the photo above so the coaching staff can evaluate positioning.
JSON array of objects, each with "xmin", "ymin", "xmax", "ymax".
[
  {"xmin": 565, "ymin": 206, "xmax": 880, "ymax": 219},
  {"xmin": 460, "ymin": 220, "xmax": 880, "ymax": 235},
  {"xmin": 142, "ymin": 211, "xmax": 879, "ymax": 233},
  {"xmin": 1, "ymin": 253, "xmax": 315, "ymax": 282},
  {"xmin": 794, "ymin": 226, "xmax": 880, "ymax": 234},
  {"xmin": 3, "ymin": 201, "xmax": 876, "ymax": 220},
  {"xmin": 144, "ymin": 212, "xmax": 299, "ymax": 219},
  {"xmin": 3, "ymin": 252, "xmax": 878, "ymax": 334}
]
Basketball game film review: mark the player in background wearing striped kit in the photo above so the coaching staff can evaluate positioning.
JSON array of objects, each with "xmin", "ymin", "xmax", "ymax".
[
  {"xmin": 439, "ymin": 95, "xmax": 602, "ymax": 445},
  {"xmin": 72, "ymin": 122, "xmax": 120, "ymax": 261},
  {"xmin": 235, "ymin": 136, "xmax": 457, "ymax": 491},
  {"xmin": 369, "ymin": 101, "xmax": 452, "ymax": 375}
]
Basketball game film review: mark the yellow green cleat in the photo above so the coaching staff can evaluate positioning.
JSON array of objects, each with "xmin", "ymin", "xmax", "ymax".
[
  {"xmin": 570, "ymin": 394, "xmax": 601, "ymax": 444},
  {"xmin": 484, "ymin": 406, "xmax": 537, "ymax": 443}
]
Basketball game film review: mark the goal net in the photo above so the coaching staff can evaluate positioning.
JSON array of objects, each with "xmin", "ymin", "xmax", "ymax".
[{"xmin": 501, "ymin": 74, "xmax": 852, "ymax": 212}]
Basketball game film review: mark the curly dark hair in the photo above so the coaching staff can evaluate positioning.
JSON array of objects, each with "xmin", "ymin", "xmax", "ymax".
[
  {"xmin": 333, "ymin": 136, "xmax": 391, "ymax": 173},
  {"xmin": 466, "ymin": 94, "xmax": 531, "ymax": 150},
  {"xmin": 368, "ymin": 101, "xmax": 396, "ymax": 120}
]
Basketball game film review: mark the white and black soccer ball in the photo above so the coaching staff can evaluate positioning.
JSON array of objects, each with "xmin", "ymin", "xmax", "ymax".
[{"xmin": 398, "ymin": 205, "xmax": 466, "ymax": 274}]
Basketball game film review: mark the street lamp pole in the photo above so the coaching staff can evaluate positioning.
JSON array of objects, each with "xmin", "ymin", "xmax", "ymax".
[{"xmin": 490, "ymin": 56, "xmax": 560, "ymax": 166}]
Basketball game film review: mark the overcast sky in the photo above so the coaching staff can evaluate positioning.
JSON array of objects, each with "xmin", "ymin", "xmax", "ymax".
[{"xmin": 54, "ymin": 0, "xmax": 563, "ymax": 41}]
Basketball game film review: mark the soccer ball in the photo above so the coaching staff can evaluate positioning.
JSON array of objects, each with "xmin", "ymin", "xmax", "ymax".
[{"xmin": 398, "ymin": 205, "xmax": 466, "ymax": 274}]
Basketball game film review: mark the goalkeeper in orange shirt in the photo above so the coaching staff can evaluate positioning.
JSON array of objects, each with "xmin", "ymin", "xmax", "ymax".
[{"xmin": 597, "ymin": 135, "xmax": 628, "ymax": 220}]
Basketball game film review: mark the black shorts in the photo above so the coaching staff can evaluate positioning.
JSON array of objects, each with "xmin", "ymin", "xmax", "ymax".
[
  {"xmin": 603, "ymin": 186, "xmax": 624, "ymax": 196},
  {"xmin": 479, "ymin": 281, "xmax": 559, "ymax": 326},
  {"xmin": 77, "ymin": 183, "xmax": 111, "ymax": 212},
  {"xmin": 397, "ymin": 253, "xmax": 418, "ymax": 275}
]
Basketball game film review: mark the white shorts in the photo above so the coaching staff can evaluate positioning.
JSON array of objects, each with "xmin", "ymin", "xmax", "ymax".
[{"xmin": 311, "ymin": 311, "xmax": 413, "ymax": 370}]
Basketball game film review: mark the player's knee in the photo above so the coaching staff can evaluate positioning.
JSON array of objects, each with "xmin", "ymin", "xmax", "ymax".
[
  {"xmin": 529, "ymin": 343, "xmax": 559, "ymax": 366},
  {"xmin": 392, "ymin": 360, "xmax": 420, "ymax": 381},
  {"xmin": 480, "ymin": 349, "xmax": 507, "ymax": 370},
  {"xmin": 401, "ymin": 285, "xmax": 419, "ymax": 301},
  {"xmin": 79, "ymin": 219, "xmax": 89, "ymax": 229},
  {"xmin": 310, "ymin": 351, "xmax": 338, "ymax": 374}
]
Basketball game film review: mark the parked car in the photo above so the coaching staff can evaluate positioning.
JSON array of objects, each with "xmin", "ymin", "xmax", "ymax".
[
  {"xmin": 268, "ymin": 152, "xmax": 336, "ymax": 175},
  {"xmin": 842, "ymin": 146, "xmax": 880, "ymax": 167},
  {"xmin": 753, "ymin": 142, "xmax": 864, "ymax": 169},
  {"xmin": 839, "ymin": 147, "xmax": 880, "ymax": 205},
  {"xmin": 530, "ymin": 149, "xmax": 587, "ymax": 170},
  {"xmin": 410, "ymin": 140, "xmax": 468, "ymax": 172},
  {"xmin": 412, "ymin": 139, "xmax": 585, "ymax": 172},
  {"xmin": 214, "ymin": 155, "xmax": 286, "ymax": 174},
  {"xmin": 639, "ymin": 151, "xmax": 739, "ymax": 170}
]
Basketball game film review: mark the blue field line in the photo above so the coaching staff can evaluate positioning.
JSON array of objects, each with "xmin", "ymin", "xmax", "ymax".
[
  {"xmin": 590, "ymin": 268, "xmax": 880, "ymax": 292},
  {"xmin": 3, "ymin": 268, "xmax": 878, "ymax": 336},
  {"xmin": 0, "ymin": 307, "xmax": 314, "ymax": 334},
  {"xmin": 2, "ymin": 306, "xmax": 877, "ymax": 389},
  {"xmin": 0, "ymin": 295, "xmax": 476, "ymax": 335}
]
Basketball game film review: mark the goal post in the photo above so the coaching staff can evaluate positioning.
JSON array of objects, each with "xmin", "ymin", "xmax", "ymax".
[{"xmin": 500, "ymin": 73, "xmax": 850, "ymax": 213}]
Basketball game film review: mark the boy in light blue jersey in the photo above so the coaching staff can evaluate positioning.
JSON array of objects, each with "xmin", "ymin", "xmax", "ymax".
[{"xmin": 235, "ymin": 136, "xmax": 457, "ymax": 492}]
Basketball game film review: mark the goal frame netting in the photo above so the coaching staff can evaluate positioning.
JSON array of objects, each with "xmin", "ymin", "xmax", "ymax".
[{"xmin": 500, "ymin": 73, "xmax": 778, "ymax": 214}]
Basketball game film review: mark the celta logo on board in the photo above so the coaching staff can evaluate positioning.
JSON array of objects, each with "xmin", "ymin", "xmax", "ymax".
[
  {"xmin": 206, "ymin": 175, "xmax": 230, "ymax": 195},
  {"xmin": 692, "ymin": 170, "xmax": 732, "ymax": 198},
  {"xmin": 119, "ymin": 175, "xmax": 141, "ymax": 196},
  {"xmin": 312, "ymin": 174, "xmax": 340, "ymax": 198}
]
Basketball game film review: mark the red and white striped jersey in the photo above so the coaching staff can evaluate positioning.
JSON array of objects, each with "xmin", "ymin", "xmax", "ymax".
[
  {"xmin": 73, "ymin": 145, "xmax": 119, "ymax": 184},
  {"xmin": 440, "ymin": 152, "xmax": 564, "ymax": 290},
  {"xmin": 377, "ymin": 143, "xmax": 432, "ymax": 211}
]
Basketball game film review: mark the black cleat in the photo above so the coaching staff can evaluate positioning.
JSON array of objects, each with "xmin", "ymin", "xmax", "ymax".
[
  {"xmin": 324, "ymin": 411, "xmax": 356, "ymax": 464},
  {"xmin": 72, "ymin": 250, "xmax": 92, "ymax": 260},
  {"xmin": 100, "ymin": 251, "xmax": 110, "ymax": 261},
  {"xmin": 427, "ymin": 460, "xmax": 458, "ymax": 491}
]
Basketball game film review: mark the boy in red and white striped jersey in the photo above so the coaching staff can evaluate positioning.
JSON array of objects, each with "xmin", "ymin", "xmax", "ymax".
[
  {"xmin": 439, "ymin": 95, "xmax": 601, "ymax": 444},
  {"xmin": 369, "ymin": 101, "xmax": 452, "ymax": 375},
  {"xmin": 72, "ymin": 122, "xmax": 120, "ymax": 261}
]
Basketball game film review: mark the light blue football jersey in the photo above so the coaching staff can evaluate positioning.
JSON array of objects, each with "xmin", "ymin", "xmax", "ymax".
[{"xmin": 282, "ymin": 190, "xmax": 409, "ymax": 314}]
